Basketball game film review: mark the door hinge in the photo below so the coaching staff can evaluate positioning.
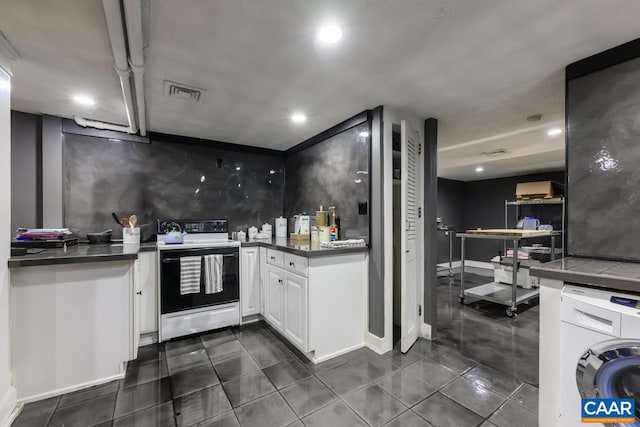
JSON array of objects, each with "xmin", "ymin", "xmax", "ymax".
[
  {"xmin": 418, "ymin": 305, "xmax": 422, "ymax": 316},
  {"xmin": 418, "ymin": 144, "xmax": 422, "ymax": 155},
  {"xmin": 418, "ymin": 207, "xmax": 422, "ymax": 218}
]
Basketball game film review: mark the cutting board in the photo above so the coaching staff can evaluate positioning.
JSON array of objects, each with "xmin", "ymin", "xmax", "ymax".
[{"xmin": 465, "ymin": 229, "xmax": 553, "ymax": 237}]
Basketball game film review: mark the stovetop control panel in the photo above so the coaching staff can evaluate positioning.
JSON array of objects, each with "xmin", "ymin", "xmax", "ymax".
[{"xmin": 157, "ymin": 219, "xmax": 228, "ymax": 234}]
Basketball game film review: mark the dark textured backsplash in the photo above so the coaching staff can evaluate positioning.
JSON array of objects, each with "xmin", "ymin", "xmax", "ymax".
[
  {"xmin": 64, "ymin": 133, "xmax": 284, "ymax": 239},
  {"xmin": 284, "ymin": 124, "xmax": 370, "ymax": 240},
  {"xmin": 567, "ymin": 56, "xmax": 640, "ymax": 261}
]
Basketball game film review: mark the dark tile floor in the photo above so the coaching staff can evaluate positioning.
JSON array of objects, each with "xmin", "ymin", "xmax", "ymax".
[
  {"xmin": 437, "ymin": 272, "xmax": 540, "ymax": 386},
  {"xmin": 12, "ymin": 313, "xmax": 538, "ymax": 427}
]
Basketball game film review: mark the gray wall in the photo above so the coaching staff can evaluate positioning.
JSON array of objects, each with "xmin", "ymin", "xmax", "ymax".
[
  {"xmin": 459, "ymin": 171, "xmax": 565, "ymax": 262},
  {"xmin": 567, "ymin": 56, "xmax": 640, "ymax": 261},
  {"xmin": 63, "ymin": 133, "xmax": 284, "ymax": 239},
  {"xmin": 436, "ymin": 178, "xmax": 463, "ymax": 263},
  {"xmin": 284, "ymin": 123, "xmax": 370, "ymax": 240},
  {"xmin": 10, "ymin": 111, "xmax": 41, "ymax": 233}
]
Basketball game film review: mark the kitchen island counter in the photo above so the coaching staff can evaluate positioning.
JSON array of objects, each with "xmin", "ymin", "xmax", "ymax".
[
  {"xmin": 242, "ymin": 237, "xmax": 368, "ymax": 258},
  {"xmin": 8, "ymin": 242, "xmax": 157, "ymax": 268}
]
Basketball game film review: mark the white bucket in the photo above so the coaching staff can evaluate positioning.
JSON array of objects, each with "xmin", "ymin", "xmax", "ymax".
[{"xmin": 123, "ymin": 227, "xmax": 140, "ymax": 245}]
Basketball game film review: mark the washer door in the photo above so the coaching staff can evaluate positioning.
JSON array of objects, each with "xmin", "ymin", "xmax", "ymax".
[{"xmin": 577, "ymin": 339, "xmax": 640, "ymax": 426}]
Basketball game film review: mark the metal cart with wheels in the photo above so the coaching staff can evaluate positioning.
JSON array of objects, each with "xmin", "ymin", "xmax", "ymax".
[{"xmin": 457, "ymin": 231, "xmax": 560, "ymax": 317}]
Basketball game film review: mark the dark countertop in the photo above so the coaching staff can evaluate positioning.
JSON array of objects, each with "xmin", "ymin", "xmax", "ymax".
[
  {"xmin": 530, "ymin": 257, "xmax": 640, "ymax": 294},
  {"xmin": 8, "ymin": 242, "xmax": 157, "ymax": 268},
  {"xmin": 242, "ymin": 237, "xmax": 368, "ymax": 258}
]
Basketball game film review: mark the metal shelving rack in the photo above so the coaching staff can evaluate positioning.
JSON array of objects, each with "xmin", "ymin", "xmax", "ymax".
[
  {"xmin": 504, "ymin": 198, "xmax": 565, "ymax": 259},
  {"xmin": 456, "ymin": 197, "xmax": 565, "ymax": 318},
  {"xmin": 457, "ymin": 231, "xmax": 561, "ymax": 317}
]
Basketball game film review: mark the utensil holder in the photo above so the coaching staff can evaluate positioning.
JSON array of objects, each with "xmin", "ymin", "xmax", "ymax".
[{"xmin": 123, "ymin": 227, "xmax": 140, "ymax": 245}]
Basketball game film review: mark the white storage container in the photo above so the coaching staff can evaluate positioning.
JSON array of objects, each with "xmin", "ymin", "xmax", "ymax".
[{"xmin": 491, "ymin": 256, "xmax": 539, "ymax": 289}]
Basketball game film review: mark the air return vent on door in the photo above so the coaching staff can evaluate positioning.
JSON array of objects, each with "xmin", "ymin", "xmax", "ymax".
[{"xmin": 163, "ymin": 80, "xmax": 205, "ymax": 102}]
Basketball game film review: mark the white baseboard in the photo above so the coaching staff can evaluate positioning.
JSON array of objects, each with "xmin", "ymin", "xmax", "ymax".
[
  {"xmin": 421, "ymin": 323, "xmax": 433, "ymax": 340},
  {"xmin": 364, "ymin": 332, "xmax": 392, "ymax": 355},
  {"xmin": 437, "ymin": 260, "xmax": 494, "ymax": 270},
  {"xmin": 311, "ymin": 343, "xmax": 365, "ymax": 364},
  {"xmin": 465, "ymin": 260, "xmax": 494, "ymax": 270},
  {"xmin": 16, "ymin": 373, "xmax": 124, "ymax": 405},
  {"xmin": 139, "ymin": 332, "xmax": 158, "ymax": 347},
  {"xmin": 241, "ymin": 315, "xmax": 261, "ymax": 325},
  {"xmin": 437, "ymin": 260, "xmax": 462, "ymax": 269},
  {"xmin": 0, "ymin": 386, "xmax": 17, "ymax": 427}
]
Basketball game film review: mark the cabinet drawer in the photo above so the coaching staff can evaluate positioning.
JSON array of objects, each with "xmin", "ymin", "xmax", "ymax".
[
  {"xmin": 266, "ymin": 249, "xmax": 284, "ymax": 268},
  {"xmin": 285, "ymin": 253, "xmax": 308, "ymax": 277}
]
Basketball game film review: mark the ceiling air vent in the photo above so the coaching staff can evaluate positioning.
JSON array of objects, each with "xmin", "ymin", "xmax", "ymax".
[
  {"xmin": 163, "ymin": 80, "xmax": 205, "ymax": 103},
  {"xmin": 482, "ymin": 149, "xmax": 510, "ymax": 157}
]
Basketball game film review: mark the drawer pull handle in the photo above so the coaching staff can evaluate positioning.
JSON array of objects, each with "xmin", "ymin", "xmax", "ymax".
[
  {"xmin": 136, "ymin": 291, "xmax": 142, "ymax": 295},
  {"xmin": 270, "ymin": 256, "xmax": 276, "ymax": 260},
  {"xmin": 289, "ymin": 262, "xmax": 295, "ymax": 267},
  {"xmin": 278, "ymin": 279, "xmax": 283, "ymax": 283}
]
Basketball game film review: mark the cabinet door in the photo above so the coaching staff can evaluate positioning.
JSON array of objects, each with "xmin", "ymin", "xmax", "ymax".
[
  {"xmin": 283, "ymin": 272, "xmax": 308, "ymax": 352},
  {"xmin": 139, "ymin": 252, "xmax": 158, "ymax": 334},
  {"xmin": 259, "ymin": 248, "xmax": 267, "ymax": 315},
  {"xmin": 265, "ymin": 266, "xmax": 284, "ymax": 331},
  {"xmin": 241, "ymin": 247, "xmax": 261, "ymax": 316},
  {"xmin": 132, "ymin": 259, "xmax": 141, "ymax": 359}
]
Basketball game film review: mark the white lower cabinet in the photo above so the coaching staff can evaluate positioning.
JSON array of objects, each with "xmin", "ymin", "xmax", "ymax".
[
  {"xmin": 138, "ymin": 251, "xmax": 158, "ymax": 334},
  {"xmin": 265, "ymin": 265, "xmax": 284, "ymax": 330},
  {"xmin": 254, "ymin": 246, "xmax": 365, "ymax": 359},
  {"xmin": 241, "ymin": 247, "xmax": 261, "ymax": 316},
  {"xmin": 283, "ymin": 272, "xmax": 308, "ymax": 351}
]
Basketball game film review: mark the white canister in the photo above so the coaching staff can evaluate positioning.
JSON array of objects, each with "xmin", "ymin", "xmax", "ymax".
[
  {"xmin": 275, "ymin": 216, "xmax": 287, "ymax": 238},
  {"xmin": 262, "ymin": 223, "xmax": 272, "ymax": 236},
  {"xmin": 237, "ymin": 231, "xmax": 246, "ymax": 242},
  {"xmin": 248, "ymin": 226, "xmax": 258, "ymax": 240},
  {"xmin": 123, "ymin": 227, "xmax": 140, "ymax": 245}
]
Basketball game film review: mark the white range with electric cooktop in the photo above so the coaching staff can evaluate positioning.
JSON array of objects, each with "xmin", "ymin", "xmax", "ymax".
[{"xmin": 157, "ymin": 219, "xmax": 240, "ymax": 342}]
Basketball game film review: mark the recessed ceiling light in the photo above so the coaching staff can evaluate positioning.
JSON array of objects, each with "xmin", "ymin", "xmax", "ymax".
[
  {"xmin": 200, "ymin": 175, "xmax": 206, "ymax": 182},
  {"xmin": 475, "ymin": 166, "xmax": 484, "ymax": 173},
  {"xmin": 547, "ymin": 128, "xmax": 563, "ymax": 136},
  {"xmin": 235, "ymin": 166, "xmax": 241, "ymax": 171},
  {"xmin": 269, "ymin": 169, "xmax": 276, "ymax": 174},
  {"xmin": 359, "ymin": 131, "xmax": 369, "ymax": 138},
  {"xmin": 291, "ymin": 112, "xmax": 306, "ymax": 123},
  {"xmin": 73, "ymin": 94, "xmax": 95, "ymax": 106},
  {"xmin": 317, "ymin": 24, "xmax": 342, "ymax": 44}
]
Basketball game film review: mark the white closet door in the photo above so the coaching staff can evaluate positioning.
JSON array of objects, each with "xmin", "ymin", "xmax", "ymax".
[{"xmin": 400, "ymin": 120, "xmax": 420, "ymax": 353}]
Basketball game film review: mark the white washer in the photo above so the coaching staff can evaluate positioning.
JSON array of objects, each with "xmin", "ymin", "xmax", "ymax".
[{"xmin": 561, "ymin": 285, "xmax": 640, "ymax": 427}]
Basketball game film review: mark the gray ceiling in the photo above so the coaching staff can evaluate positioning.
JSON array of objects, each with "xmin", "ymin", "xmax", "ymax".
[{"xmin": 2, "ymin": 0, "xmax": 640, "ymax": 180}]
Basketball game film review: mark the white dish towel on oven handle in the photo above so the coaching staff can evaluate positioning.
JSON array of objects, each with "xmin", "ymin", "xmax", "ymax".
[
  {"xmin": 204, "ymin": 254, "xmax": 223, "ymax": 294},
  {"xmin": 180, "ymin": 256, "xmax": 202, "ymax": 295}
]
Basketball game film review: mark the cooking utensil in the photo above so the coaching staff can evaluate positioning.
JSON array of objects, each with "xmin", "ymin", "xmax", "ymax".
[
  {"xmin": 87, "ymin": 229, "xmax": 113, "ymax": 244},
  {"xmin": 112, "ymin": 212, "xmax": 123, "ymax": 227},
  {"xmin": 120, "ymin": 218, "xmax": 130, "ymax": 228},
  {"xmin": 129, "ymin": 214, "xmax": 138, "ymax": 228}
]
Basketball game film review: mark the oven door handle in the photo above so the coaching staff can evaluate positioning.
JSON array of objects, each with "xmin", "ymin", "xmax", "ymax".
[{"xmin": 161, "ymin": 254, "xmax": 238, "ymax": 263}]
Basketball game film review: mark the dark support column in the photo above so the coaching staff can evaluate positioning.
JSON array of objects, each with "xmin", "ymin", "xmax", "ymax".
[
  {"xmin": 369, "ymin": 106, "xmax": 385, "ymax": 337},
  {"xmin": 42, "ymin": 115, "xmax": 63, "ymax": 227},
  {"xmin": 423, "ymin": 118, "xmax": 438, "ymax": 338}
]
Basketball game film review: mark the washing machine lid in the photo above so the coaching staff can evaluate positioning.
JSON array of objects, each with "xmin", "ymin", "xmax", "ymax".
[{"xmin": 577, "ymin": 339, "xmax": 640, "ymax": 425}]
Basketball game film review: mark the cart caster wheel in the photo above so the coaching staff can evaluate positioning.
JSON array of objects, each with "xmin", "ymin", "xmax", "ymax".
[
  {"xmin": 506, "ymin": 308, "xmax": 517, "ymax": 317},
  {"xmin": 459, "ymin": 297, "xmax": 465, "ymax": 304}
]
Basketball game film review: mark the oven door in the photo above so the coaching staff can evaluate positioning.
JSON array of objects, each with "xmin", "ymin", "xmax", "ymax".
[{"xmin": 160, "ymin": 247, "xmax": 239, "ymax": 314}]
